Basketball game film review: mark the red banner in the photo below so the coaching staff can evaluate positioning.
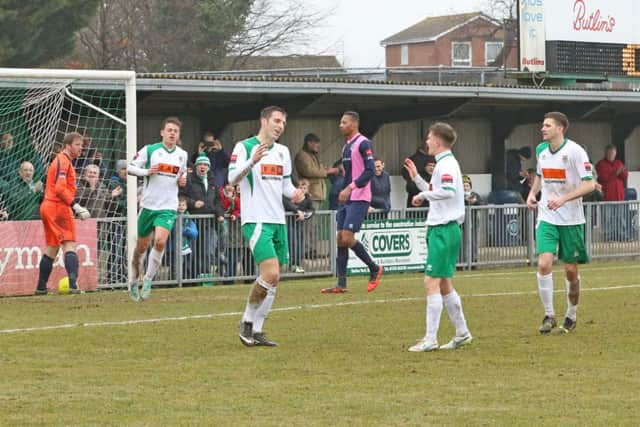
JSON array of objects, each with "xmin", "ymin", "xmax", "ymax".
[{"xmin": 0, "ymin": 219, "xmax": 99, "ymax": 296}]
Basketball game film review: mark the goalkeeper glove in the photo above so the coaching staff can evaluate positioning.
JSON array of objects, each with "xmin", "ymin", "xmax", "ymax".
[{"xmin": 72, "ymin": 203, "xmax": 91, "ymax": 220}]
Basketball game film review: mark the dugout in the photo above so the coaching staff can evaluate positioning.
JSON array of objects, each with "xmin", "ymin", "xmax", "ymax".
[{"xmin": 133, "ymin": 73, "xmax": 640, "ymax": 207}]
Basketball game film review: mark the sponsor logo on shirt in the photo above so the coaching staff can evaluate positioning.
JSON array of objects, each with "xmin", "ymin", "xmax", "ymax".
[
  {"xmin": 542, "ymin": 167, "xmax": 567, "ymax": 183},
  {"xmin": 157, "ymin": 163, "xmax": 180, "ymax": 176},
  {"xmin": 230, "ymin": 154, "xmax": 238, "ymax": 163},
  {"xmin": 584, "ymin": 162, "xmax": 592, "ymax": 172},
  {"xmin": 261, "ymin": 164, "xmax": 283, "ymax": 180}
]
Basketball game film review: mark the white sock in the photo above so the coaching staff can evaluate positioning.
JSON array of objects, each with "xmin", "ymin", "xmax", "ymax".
[
  {"xmin": 143, "ymin": 248, "xmax": 163, "ymax": 281},
  {"xmin": 443, "ymin": 290, "xmax": 469, "ymax": 337},
  {"xmin": 537, "ymin": 272, "xmax": 555, "ymax": 317},
  {"xmin": 242, "ymin": 277, "xmax": 270, "ymax": 324},
  {"xmin": 425, "ymin": 294, "xmax": 443, "ymax": 342},
  {"xmin": 253, "ymin": 286, "xmax": 276, "ymax": 333},
  {"xmin": 565, "ymin": 277, "xmax": 579, "ymax": 321}
]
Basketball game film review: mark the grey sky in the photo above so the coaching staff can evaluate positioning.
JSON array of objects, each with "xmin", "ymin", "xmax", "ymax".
[{"xmin": 304, "ymin": 0, "xmax": 487, "ymax": 67}]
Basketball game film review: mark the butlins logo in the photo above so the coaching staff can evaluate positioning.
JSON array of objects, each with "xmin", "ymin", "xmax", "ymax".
[{"xmin": 261, "ymin": 164, "xmax": 283, "ymax": 180}]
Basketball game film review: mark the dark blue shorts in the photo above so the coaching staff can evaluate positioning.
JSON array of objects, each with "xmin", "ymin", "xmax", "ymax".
[{"xmin": 337, "ymin": 201, "xmax": 370, "ymax": 232}]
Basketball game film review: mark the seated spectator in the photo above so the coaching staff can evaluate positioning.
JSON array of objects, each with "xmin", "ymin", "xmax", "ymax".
[
  {"xmin": 369, "ymin": 157, "xmax": 391, "ymax": 219},
  {"xmin": 283, "ymin": 178, "xmax": 314, "ymax": 273}
]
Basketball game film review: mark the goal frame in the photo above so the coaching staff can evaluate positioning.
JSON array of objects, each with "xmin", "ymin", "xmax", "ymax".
[{"xmin": 0, "ymin": 68, "xmax": 137, "ymax": 287}]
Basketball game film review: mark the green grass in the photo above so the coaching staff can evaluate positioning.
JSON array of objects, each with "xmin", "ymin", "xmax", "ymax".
[{"xmin": 1, "ymin": 261, "xmax": 639, "ymax": 426}]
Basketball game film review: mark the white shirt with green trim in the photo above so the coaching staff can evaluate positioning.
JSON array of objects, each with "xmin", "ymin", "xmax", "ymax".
[
  {"xmin": 129, "ymin": 142, "xmax": 188, "ymax": 211},
  {"xmin": 536, "ymin": 138, "xmax": 592, "ymax": 225},
  {"xmin": 228, "ymin": 136, "xmax": 297, "ymax": 225},
  {"xmin": 416, "ymin": 150, "xmax": 465, "ymax": 226}
]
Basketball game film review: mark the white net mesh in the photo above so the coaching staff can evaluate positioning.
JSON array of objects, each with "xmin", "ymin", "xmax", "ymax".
[{"xmin": 0, "ymin": 77, "xmax": 130, "ymax": 295}]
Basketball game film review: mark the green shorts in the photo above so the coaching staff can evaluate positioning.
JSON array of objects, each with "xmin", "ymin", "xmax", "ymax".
[
  {"xmin": 425, "ymin": 221, "xmax": 461, "ymax": 278},
  {"xmin": 536, "ymin": 220, "xmax": 589, "ymax": 264},
  {"xmin": 137, "ymin": 208, "xmax": 177, "ymax": 237},
  {"xmin": 242, "ymin": 223, "xmax": 289, "ymax": 265}
]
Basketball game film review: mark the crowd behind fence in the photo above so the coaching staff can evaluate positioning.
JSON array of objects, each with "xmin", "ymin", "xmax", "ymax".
[{"xmin": 97, "ymin": 201, "xmax": 640, "ymax": 289}]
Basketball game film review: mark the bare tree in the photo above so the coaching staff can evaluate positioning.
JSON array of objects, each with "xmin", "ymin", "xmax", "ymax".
[
  {"xmin": 481, "ymin": 0, "xmax": 518, "ymax": 68},
  {"xmin": 69, "ymin": 0, "xmax": 328, "ymax": 72}
]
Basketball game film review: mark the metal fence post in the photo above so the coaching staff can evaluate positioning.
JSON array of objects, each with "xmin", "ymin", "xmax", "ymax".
[
  {"xmin": 176, "ymin": 214, "xmax": 183, "ymax": 287},
  {"xmin": 527, "ymin": 208, "xmax": 536, "ymax": 265},
  {"xmin": 329, "ymin": 210, "xmax": 337, "ymax": 276},
  {"xmin": 585, "ymin": 203, "xmax": 593, "ymax": 259}
]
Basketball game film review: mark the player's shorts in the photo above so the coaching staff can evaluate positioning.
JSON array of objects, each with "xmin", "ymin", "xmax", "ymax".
[
  {"xmin": 536, "ymin": 220, "xmax": 589, "ymax": 264},
  {"xmin": 137, "ymin": 208, "xmax": 177, "ymax": 237},
  {"xmin": 241, "ymin": 223, "xmax": 289, "ymax": 265},
  {"xmin": 40, "ymin": 200, "xmax": 76, "ymax": 246},
  {"xmin": 337, "ymin": 201, "xmax": 370, "ymax": 232},
  {"xmin": 424, "ymin": 221, "xmax": 461, "ymax": 278}
]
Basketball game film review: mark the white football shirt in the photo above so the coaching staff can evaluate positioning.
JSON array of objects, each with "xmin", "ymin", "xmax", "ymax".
[
  {"xmin": 228, "ymin": 136, "xmax": 296, "ymax": 225},
  {"xmin": 536, "ymin": 138, "xmax": 593, "ymax": 225},
  {"xmin": 422, "ymin": 150, "xmax": 465, "ymax": 226},
  {"xmin": 130, "ymin": 142, "xmax": 188, "ymax": 211}
]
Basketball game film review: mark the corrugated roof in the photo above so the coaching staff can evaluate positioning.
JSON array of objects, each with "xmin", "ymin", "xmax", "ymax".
[
  {"xmin": 217, "ymin": 55, "xmax": 342, "ymax": 71},
  {"xmin": 380, "ymin": 12, "xmax": 499, "ymax": 46}
]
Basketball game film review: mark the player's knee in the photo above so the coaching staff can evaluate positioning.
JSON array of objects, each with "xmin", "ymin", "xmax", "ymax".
[
  {"xmin": 537, "ymin": 260, "xmax": 552, "ymax": 275},
  {"xmin": 262, "ymin": 272, "xmax": 279, "ymax": 286}
]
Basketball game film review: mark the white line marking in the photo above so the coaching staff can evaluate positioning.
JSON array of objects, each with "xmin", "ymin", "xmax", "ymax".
[{"xmin": 2, "ymin": 284, "xmax": 639, "ymax": 335}]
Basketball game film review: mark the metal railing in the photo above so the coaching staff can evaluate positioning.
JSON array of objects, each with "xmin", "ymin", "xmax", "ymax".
[{"xmin": 96, "ymin": 201, "xmax": 640, "ymax": 288}]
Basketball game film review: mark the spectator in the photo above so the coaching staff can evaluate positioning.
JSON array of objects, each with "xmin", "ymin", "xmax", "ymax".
[
  {"xmin": 283, "ymin": 178, "xmax": 314, "ymax": 273},
  {"xmin": 219, "ymin": 182, "xmax": 241, "ymax": 279},
  {"xmin": 180, "ymin": 153, "xmax": 225, "ymax": 279},
  {"xmin": 596, "ymin": 144, "xmax": 628, "ymax": 240},
  {"xmin": 463, "ymin": 175, "xmax": 483, "ymax": 207},
  {"xmin": 75, "ymin": 164, "xmax": 118, "ymax": 218},
  {"xmin": 505, "ymin": 146, "xmax": 531, "ymax": 193},
  {"xmin": 196, "ymin": 131, "xmax": 230, "ymax": 189},
  {"xmin": 4, "ymin": 161, "xmax": 43, "ymax": 220},
  {"xmin": 401, "ymin": 138, "xmax": 435, "ymax": 208},
  {"xmin": 369, "ymin": 157, "xmax": 391, "ymax": 219},
  {"xmin": 166, "ymin": 196, "xmax": 198, "ymax": 281},
  {"xmin": 294, "ymin": 133, "xmax": 339, "ymax": 210},
  {"xmin": 462, "ymin": 174, "xmax": 483, "ymax": 268},
  {"xmin": 0, "ymin": 133, "xmax": 20, "ymax": 182},
  {"xmin": 75, "ymin": 134, "xmax": 106, "ymax": 176},
  {"xmin": 328, "ymin": 159, "xmax": 344, "ymax": 210},
  {"xmin": 106, "ymin": 160, "xmax": 127, "ymax": 284},
  {"xmin": 521, "ymin": 168, "xmax": 538, "ymax": 202}
]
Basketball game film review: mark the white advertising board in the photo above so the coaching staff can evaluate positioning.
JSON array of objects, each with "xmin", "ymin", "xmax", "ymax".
[{"xmin": 519, "ymin": 0, "xmax": 547, "ymax": 72}]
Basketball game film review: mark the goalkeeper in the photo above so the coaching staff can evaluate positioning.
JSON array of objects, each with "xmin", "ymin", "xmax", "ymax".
[{"xmin": 35, "ymin": 132, "xmax": 91, "ymax": 295}]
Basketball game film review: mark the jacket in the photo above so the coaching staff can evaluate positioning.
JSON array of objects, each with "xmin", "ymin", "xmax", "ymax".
[
  {"xmin": 370, "ymin": 171, "xmax": 391, "ymax": 213},
  {"xmin": 294, "ymin": 148, "xmax": 328, "ymax": 202},
  {"xmin": 180, "ymin": 172, "xmax": 224, "ymax": 217},
  {"xmin": 596, "ymin": 158, "xmax": 627, "ymax": 201}
]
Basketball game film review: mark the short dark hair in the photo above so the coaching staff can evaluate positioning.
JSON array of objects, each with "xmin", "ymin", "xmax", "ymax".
[
  {"xmin": 63, "ymin": 132, "xmax": 83, "ymax": 146},
  {"xmin": 544, "ymin": 112, "xmax": 569, "ymax": 133},
  {"xmin": 518, "ymin": 146, "xmax": 532, "ymax": 159},
  {"xmin": 304, "ymin": 133, "xmax": 320, "ymax": 143},
  {"xmin": 428, "ymin": 122, "xmax": 457, "ymax": 146},
  {"xmin": 374, "ymin": 156, "xmax": 384, "ymax": 163},
  {"xmin": 178, "ymin": 195, "xmax": 188, "ymax": 204},
  {"xmin": 202, "ymin": 131, "xmax": 215, "ymax": 141},
  {"xmin": 260, "ymin": 105, "xmax": 286, "ymax": 120},
  {"xmin": 161, "ymin": 116, "xmax": 182, "ymax": 129},
  {"xmin": 342, "ymin": 111, "xmax": 360, "ymax": 123}
]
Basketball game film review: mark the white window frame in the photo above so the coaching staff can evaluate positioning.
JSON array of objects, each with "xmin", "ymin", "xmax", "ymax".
[
  {"xmin": 400, "ymin": 44, "xmax": 409, "ymax": 65},
  {"xmin": 452, "ymin": 41, "xmax": 472, "ymax": 67},
  {"xmin": 485, "ymin": 41, "xmax": 503, "ymax": 65}
]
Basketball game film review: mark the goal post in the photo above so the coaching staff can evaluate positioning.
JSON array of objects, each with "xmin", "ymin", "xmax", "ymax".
[{"xmin": 0, "ymin": 68, "xmax": 136, "ymax": 295}]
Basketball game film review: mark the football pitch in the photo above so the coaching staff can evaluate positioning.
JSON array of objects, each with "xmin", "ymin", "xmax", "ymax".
[{"xmin": 1, "ymin": 261, "xmax": 639, "ymax": 426}]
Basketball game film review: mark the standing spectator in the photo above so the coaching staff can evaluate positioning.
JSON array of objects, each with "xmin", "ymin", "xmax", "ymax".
[
  {"xmin": 596, "ymin": 144, "xmax": 628, "ymax": 241},
  {"xmin": 526, "ymin": 112, "xmax": 595, "ymax": 335},
  {"xmin": 166, "ymin": 196, "xmax": 198, "ymax": 281},
  {"xmin": 4, "ymin": 161, "xmax": 43, "ymax": 220},
  {"xmin": 219, "ymin": 182, "xmax": 241, "ymax": 279},
  {"xmin": 75, "ymin": 164, "xmax": 119, "ymax": 218},
  {"xmin": 369, "ymin": 157, "xmax": 391, "ymax": 219},
  {"xmin": 294, "ymin": 133, "xmax": 339, "ymax": 210},
  {"xmin": 462, "ymin": 175, "xmax": 483, "ymax": 268},
  {"xmin": 328, "ymin": 159, "xmax": 344, "ymax": 210},
  {"xmin": 180, "ymin": 153, "xmax": 225, "ymax": 280},
  {"xmin": 505, "ymin": 146, "xmax": 531, "ymax": 193},
  {"xmin": 200, "ymin": 131, "xmax": 230, "ymax": 188},
  {"xmin": 284, "ymin": 178, "xmax": 314, "ymax": 273},
  {"xmin": 0, "ymin": 133, "xmax": 20, "ymax": 182},
  {"xmin": 401, "ymin": 138, "xmax": 434, "ymax": 208},
  {"xmin": 106, "ymin": 160, "xmax": 127, "ymax": 285}
]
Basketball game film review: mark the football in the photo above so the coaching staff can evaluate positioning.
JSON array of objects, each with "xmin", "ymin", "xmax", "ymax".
[{"xmin": 58, "ymin": 276, "xmax": 70, "ymax": 295}]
